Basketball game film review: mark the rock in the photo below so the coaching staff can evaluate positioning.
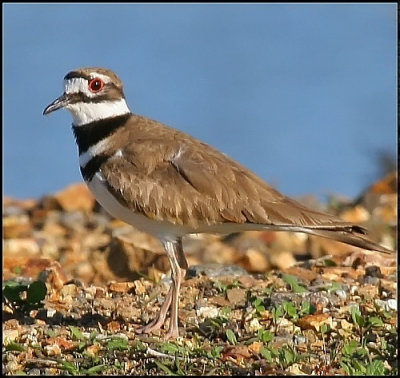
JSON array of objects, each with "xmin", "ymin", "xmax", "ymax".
[
  {"xmin": 60, "ymin": 284, "xmax": 78, "ymax": 297},
  {"xmin": 297, "ymin": 313, "xmax": 333, "ymax": 332},
  {"xmin": 283, "ymin": 266, "xmax": 319, "ymax": 282},
  {"xmin": 196, "ymin": 306, "xmax": 219, "ymax": 319},
  {"xmin": 3, "ymin": 238, "xmax": 40, "ymax": 257},
  {"xmin": 246, "ymin": 318, "xmax": 262, "ymax": 333},
  {"xmin": 3, "ymin": 215, "xmax": 32, "ymax": 238},
  {"xmin": 44, "ymin": 343, "xmax": 62, "ymax": 356},
  {"xmin": 340, "ymin": 205, "xmax": 370, "ymax": 223},
  {"xmin": 239, "ymin": 248, "xmax": 270, "ymax": 273},
  {"xmin": 54, "ymin": 183, "xmax": 95, "ymax": 212},
  {"xmin": 208, "ymin": 296, "xmax": 230, "ymax": 307},
  {"xmin": 86, "ymin": 344, "xmax": 100, "ymax": 357},
  {"xmin": 108, "ymin": 281, "xmax": 136, "ymax": 293},
  {"xmin": 356, "ymin": 284, "xmax": 379, "ymax": 299},
  {"xmin": 187, "ymin": 263, "xmax": 249, "ymax": 278},
  {"xmin": 3, "ymin": 329, "xmax": 19, "ymax": 345},
  {"xmin": 387, "ymin": 299, "xmax": 397, "ymax": 311},
  {"xmin": 269, "ymin": 250, "xmax": 296, "ymax": 270},
  {"xmin": 107, "ymin": 320, "xmax": 121, "ymax": 332},
  {"xmin": 248, "ymin": 341, "xmax": 263, "ymax": 354},
  {"xmin": 226, "ymin": 287, "xmax": 247, "ymax": 307}
]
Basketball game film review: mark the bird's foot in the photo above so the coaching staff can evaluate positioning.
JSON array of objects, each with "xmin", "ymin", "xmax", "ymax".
[
  {"xmin": 163, "ymin": 325, "xmax": 180, "ymax": 340},
  {"xmin": 136, "ymin": 318, "xmax": 164, "ymax": 335}
]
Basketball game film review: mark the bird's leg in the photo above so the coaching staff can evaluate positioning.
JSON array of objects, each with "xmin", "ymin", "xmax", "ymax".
[
  {"xmin": 136, "ymin": 283, "xmax": 173, "ymax": 334},
  {"xmin": 163, "ymin": 238, "xmax": 187, "ymax": 340},
  {"xmin": 136, "ymin": 238, "xmax": 187, "ymax": 338}
]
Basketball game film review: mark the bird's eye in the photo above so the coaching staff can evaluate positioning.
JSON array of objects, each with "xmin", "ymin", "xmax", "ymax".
[{"xmin": 88, "ymin": 78, "xmax": 104, "ymax": 93}]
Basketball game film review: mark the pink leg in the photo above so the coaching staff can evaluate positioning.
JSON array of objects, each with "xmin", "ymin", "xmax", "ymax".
[
  {"xmin": 136, "ymin": 238, "xmax": 187, "ymax": 339},
  {"xmin": 164, "ymin": 266, "xmax": 186, "ymax": 339},
  {"xmin": 136, "ymin": 284, "xmax": 173, "ymax": 334}
]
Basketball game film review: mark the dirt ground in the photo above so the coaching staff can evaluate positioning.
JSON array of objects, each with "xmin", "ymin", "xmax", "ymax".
[{"xmin": 3, "ymin": 172, "xmax": 397, "ymax": 375}]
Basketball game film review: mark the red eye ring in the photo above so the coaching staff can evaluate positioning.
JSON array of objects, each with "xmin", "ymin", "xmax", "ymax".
[{"xmin": 88, "ymin": 78, "xmax": 105, "ymax": 93}]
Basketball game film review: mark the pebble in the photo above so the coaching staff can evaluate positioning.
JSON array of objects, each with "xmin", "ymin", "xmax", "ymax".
[
  {"xmin": 246, "ymin": 318, "xmax": 262, "ymax": 333},
  {"xmin": 196, "ymin": 306, "xmax": 219, "ymax": 319},
  {"xmin": 293, "ymin": 334, "xmax": 307, "ymax": 345},
  {"xmin": 3, "ymin": 329, "xmax": 19, "ymax": 344},
  {"xmin": 335, "ymin": 289, "xmax": 347, "ymax": 300},
  {"xmin": 226, "ymin": 288, "xmax": 247, "ymax": 307},
  {"xmin": 187, "ymin": 264, "xmax": 250, "ymax": 278},
  {"xmin": 27, "ymin": 368, "xmax": 42, "ymax": 376},
  {"xmin": 374, "ymin": 299, "xmax": 397, "ymax": 312},
  {"xmin": 47, "ymin": 308, "xmax": 57, "ymax": 318},
  {"xmin": 364, "ymin": 265, "xmax": 383, "ymax": 278},
  {"xmin": 387, "ymin": 299, "xmax": 397, "ymax": 311}
]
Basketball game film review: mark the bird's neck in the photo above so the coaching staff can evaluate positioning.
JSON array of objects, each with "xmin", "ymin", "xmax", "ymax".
[
  {"xmin": 67, "ymin": 98, "xmax": 131, "ymax": 126},
  {"xmin": 72, "ymin": 113, "xmax": 131, "ymax": 155}
]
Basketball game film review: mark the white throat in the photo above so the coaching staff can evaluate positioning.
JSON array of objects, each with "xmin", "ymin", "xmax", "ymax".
[{"xmin": 67, "ymin": 99, "xmax": 130, "ymax": 126}]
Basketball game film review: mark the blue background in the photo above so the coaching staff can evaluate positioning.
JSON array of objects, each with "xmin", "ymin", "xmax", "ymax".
[{"xmin": 3, "ymin": 3, "xmax": 396, "ymax": 200}]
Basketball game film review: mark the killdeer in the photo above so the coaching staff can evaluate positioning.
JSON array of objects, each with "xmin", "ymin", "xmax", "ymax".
[{"xmin": 44, "ymin": 67, "xmax": 392, "ymax": 339}]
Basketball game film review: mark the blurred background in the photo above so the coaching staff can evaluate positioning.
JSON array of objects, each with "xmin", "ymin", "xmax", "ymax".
[{"xmin": 3, "ymin": 3, "xmax": 396, "ymax": 200}]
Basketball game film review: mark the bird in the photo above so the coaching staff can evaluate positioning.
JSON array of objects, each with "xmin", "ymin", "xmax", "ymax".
[{"xmin": 43, "ymin": 67, "xmax": 392, "ymax": 339}]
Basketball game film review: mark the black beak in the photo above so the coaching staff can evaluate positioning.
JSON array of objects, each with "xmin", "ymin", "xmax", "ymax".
[{"xmin": 43, "ymin": 93, "xmax": 71, "ymax": 115}]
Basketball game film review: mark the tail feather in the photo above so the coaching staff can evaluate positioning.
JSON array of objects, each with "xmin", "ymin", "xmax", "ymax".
[{"xmin": 304, "ymin": 228, "xmax": 393, "ymax": 254}]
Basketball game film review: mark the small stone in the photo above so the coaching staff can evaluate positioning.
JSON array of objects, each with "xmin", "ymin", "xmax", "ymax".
[
  {"xmin": 387, "ymin": 299, "xmax": 397, "ymax": 311},
  {"xmin": 362, "ymin": 276, "xmax": 380, "ymax": 285},
  {"xmin": 226, "ymin": 288, "xmax": 247, "ymax": 307},
  {"xmin": 248, "ymin": 341, "xmax": 263, "ymax": 354},
  {"xmin": 3, "ymin": 329, "xmax": 19, "ymax": 345},
  {"xmin": 187, "ymin": 263, "xmax": 249, "ymax": 278},
  {"xmin": 3, "ymin": 215, "xmax": 32, "ymax": 238},
  {"xmin": 47, "ymin": 308, "xmax": 57, "ymax": 318},
  {"xmin": 340, "ymin": 319, "xmax": 353, "ymax": 331},
  {"xmin": 287, "ymin": 364, "xmax": 307, "ymax": 375},
  {"xmin": 297, "ymin": 313, "xmax": 333, "ymax": 332},
  {"xmin": 335, "ymin": 290, "xmax": 347, "ymax": 300},
  {"xmin": 60, "ymin": 284, "xmax": 78, "ymax": 297},
  {"xmin": 365, "ymin": 265, "xmax": 383, "ymax": 278},
  {"xmin": 240, "ymin": 248, "xmax": 270, "ymax": 273},
  {"xmin": 86, "ymin": 344, "xmax": 100, "ymax": 357},
  {"xmin": 196, "ymin": 306, "xmax": 219, "ymax": 319},
  {"xmin": 107, "ymin": 321, "xmax": 121, "ymax": 332},
  {"xmin": 208, "ymin": 295, "xmax": 230, "ymax": 307},
  {"xmin": 109, "ymin": 282, "xmax": 135, "ymax": 293},
  {"xmin": 44, "ymin": 343, "xmax": 61, "ymax": 356},
  {"xmin": 293, "ymin": 334, "xmax": 307, "ymax": 345},
  {"xmin": 356, "ymin": 284, "xmax": 379, "ymax": 299},
  {"xmin": 75, "ymin": 262, "xmax": 94, "ymax": 282},
  {"xmin": 246, "ymin": 318, "xmax": 262, "ymax": 333},
  {"xmin": 95, "ymin": 298, "xmax": 116, "ymax": 311},
  {"xmin": 3, "ymin": 238, "xmax": 40, "ymax": 257},
  {"xmin": 374, "ymin": 299, "xmax": 392, "ymax": 312},
  {"xmin": 340, "ymin": 205, "xmax": 370, "ymax": 223},
  {"xmin": 134, "ymin": 280, "xmax": 146, "ymax": 295},
  {"xmin": 269, "ymin": 250, "xmax": 296, "ymax": 270}
]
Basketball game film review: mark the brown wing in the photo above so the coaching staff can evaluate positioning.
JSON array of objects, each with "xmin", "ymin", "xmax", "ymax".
[{"xmin": 99, "ymin": 115, "xmax": 392, "ymax": 253}]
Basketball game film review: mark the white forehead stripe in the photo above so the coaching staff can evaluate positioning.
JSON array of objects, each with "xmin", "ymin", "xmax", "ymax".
[
  {"xmin": 64, "ymin": 73, "xmax": 112, "ymax": 98},
  {"xmin": 64, "ymin": 78, "xmax": 92, "ymax": 96}
]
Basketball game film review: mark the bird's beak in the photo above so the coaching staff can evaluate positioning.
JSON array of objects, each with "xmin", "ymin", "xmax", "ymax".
[{"xmin": 43, "ymin": 93, "xmax": 71, "ymax": 115}]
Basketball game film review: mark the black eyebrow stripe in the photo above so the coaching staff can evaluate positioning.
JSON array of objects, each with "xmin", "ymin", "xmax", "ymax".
[{"xmin": 64, "ymin": 71, "xmax": 92, "ymax": 80}]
